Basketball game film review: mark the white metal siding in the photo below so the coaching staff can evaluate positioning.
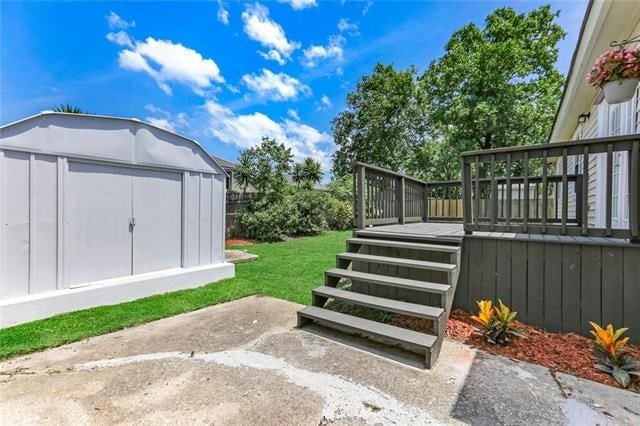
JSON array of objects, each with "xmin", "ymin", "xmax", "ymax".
[
  {"xmin": 0, "ymin": 114, "xmax": 228, "ymax": 302},
  {"xmin": 31, "ymin": 154, "xmax": 58, "ymax": 294},
  {"xmin": 64, "ymin": 162, "xmax": 133, "ymax": 286},
  {"xmin": 132, "ymin": 168, "xmax": 182, "ymax": 274},
  {"xmin": 199, "ymin": 174, "xmax": 213, "ymax": 264},
  {"xmin": 1, "ymin": 151, "xmax": 30, "ymax": 297}
]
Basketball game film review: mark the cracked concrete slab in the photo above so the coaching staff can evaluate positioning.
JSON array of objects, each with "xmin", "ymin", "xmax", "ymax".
[{"xmin": 1, "ymin": 295, "xmax": 638, "ymax": 425}]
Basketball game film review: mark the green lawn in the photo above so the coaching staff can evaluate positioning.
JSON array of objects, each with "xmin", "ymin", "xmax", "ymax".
[{"xmin": 0, "ymin": 231, "xmax": 350, "ymax": 361}]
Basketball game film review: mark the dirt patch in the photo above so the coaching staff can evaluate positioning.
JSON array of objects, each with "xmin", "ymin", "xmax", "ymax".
[
  {"xmin": 225, "ymin": 238, "xmax": 254, "ymax": 246},
  {"xmin": 392, "ymin": 309, "xmax": 640, "ymax": 392}
]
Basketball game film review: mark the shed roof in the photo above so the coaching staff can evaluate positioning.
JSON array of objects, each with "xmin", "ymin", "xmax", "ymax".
[{"xmin": 0, "ymin": 112, "xmax": 225, "ymax": 175}]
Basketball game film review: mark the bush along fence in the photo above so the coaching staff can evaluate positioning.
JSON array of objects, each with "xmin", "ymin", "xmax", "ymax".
[{"xmin": 226, "ymin": 192, "xmax": 257, "ymax": 237}]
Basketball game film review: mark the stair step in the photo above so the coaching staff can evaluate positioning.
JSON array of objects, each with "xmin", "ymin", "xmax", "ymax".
[
  {"xmin": 313, "ymin": 286, "xmax": 444, "ymax": 320},
  {"xmin": 355, "ymin": 229, "xmax": 463, "ymax": 245},
  {"xmin": 348, "ymin": 238, "xmax": 460, "ymax": 255},
  {"xmin": 326, "ymin": 268, "xmax": 450, "ymax": 295},
  {"xmin": 337, "ymin": 252, "xmax": 456, "ymax": 273},
  {"xmin": 297, "ymin": 306, "xmax": 437, "ymax": 353}
]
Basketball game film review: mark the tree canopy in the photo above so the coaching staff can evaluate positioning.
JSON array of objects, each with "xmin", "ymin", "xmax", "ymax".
[
  {"xmin": 332, "ymin": 6, "xmax": 565, "ymax": 181},
  {"xmin": 236, "ymin": 137, "xmax": 293, "ymax": 199},
  {"xmin": 331, "ymin": 63, "xmax": 428, "ymax": 177}
]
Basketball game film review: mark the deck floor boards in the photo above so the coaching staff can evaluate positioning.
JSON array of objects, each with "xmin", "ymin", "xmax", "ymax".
[{"xmin": 363, "ymin": 222, "xmax": 634, "ymax": 246}]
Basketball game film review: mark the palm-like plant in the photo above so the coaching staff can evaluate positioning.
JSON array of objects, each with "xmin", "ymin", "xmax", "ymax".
[
  {"xmin": 291, "ymin": 163, "xmax": 304, "ymax": 188},
  {"xmin": 301, "ymin": 157, "xmax": 323, "ymax": 189},
  {"xmin": 236, "ymin": 153, "xmax": 253, "ymax": 193},
  {"xmin": 50, "ymin": 104, "xmax": 88, "ymax": 114}
]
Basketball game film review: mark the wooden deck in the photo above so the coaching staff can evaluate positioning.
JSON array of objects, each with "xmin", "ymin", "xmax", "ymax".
[
  {"xmin": 360, "ymin": 221, "xmax": 637, "ymax": 247},
  {"xmin": 357, "ymin": 222, "xmax": 465, "ymax": 243}
]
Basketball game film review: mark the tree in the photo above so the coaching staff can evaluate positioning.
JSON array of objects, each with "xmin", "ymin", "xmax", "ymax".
[
  {"xmin": 51, "ymin": 104, "xmax": 90, "ymax": 114},
  {"xmin": 235, "ymin": 153, "xmax": 253, "ymax": 193},
  {"xmin": 418, "ymin": 6, "xmax": 565, "ymax": 177},
  {"xmin": 331, "ymin": 63, "xmax": 428, "ymax": 177},
  {"xmin": 301, "ymin": 157, "xmax": 323, "ymax": 189},
  {"xmin": 237, "ymin": 137, "xmax": 293, "ymax": 199},
  {"xmin": 291, "ymin": 163, "xmax": 304, "ymax": 188}
]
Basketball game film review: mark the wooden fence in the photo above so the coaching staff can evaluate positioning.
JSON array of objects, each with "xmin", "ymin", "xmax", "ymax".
[{"xmin": 225, "ymin": 192, "xmax": 257, "ymax": 237}]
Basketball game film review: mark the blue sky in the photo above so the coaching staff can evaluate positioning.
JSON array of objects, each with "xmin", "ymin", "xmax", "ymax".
[{"xmin": 1, "ymin": 0, "xmax": 588, "ymax": 176}]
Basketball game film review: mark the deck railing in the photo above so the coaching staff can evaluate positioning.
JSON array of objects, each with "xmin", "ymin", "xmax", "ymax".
[
  {"xmin": 353, "ymin": 134, "xmax": 640, "ymax": 241},
  {"xmin": 460, "ymin": 134, "xmax": 639, "ymax": 240}
]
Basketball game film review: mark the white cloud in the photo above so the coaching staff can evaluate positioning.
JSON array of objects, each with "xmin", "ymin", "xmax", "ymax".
[
  {"xmin": 242, "ymin": 68, "xmax": 311, "ymax": 101},
  {"xmin": 106, "ymin": 31, "xmax": 133, "ymax": 48},
  {"xmin": 144, "ymin": 104, "xmax": 189, "ymax": 133},
  {"xmin": 242, "ymin": 3, "xmax": 300, "ymax": 64},
  {"xmin": 302, "ymin": 35, "xmax": 344, "ymax": 68},
  {"xmin": 106, "ymin": 11, "xmax": 135, "ymax": 30},
  {"xmin": 337, "ymin": 18, "xmax": 358, "ymax": 34},
  {"xmin": 320, "ymin": 95, "xmax": 332, "ymax": 107},
  {"xmin": 362, "ymin": 1, "xmax": 373, "ymax": 15},
  {"xmin": 146, "ymin": 117, "xmax": 176, "ymax": 132},
  {"xmin": 205, "ymin": 100, "xmax": 333, "ymax": 172},
  {"xmin": 287, "ymin": 108, "xmax": 300, "ymax": 121},
  {"xmin": 115, "ymin": 37, "xmax": 224, "ymax": 95},
  {"xmin": 279, "ymin": 0, "xmax": 317, "ymax": 10},
  {"xmin": 217, "ymin": 0, "xmax": 229, "ymax": 25}
]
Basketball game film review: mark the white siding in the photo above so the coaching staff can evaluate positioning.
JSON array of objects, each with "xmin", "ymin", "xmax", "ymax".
[
  {"xmin": 31, "ymin": 154, "xmax": 58, "ymax": 294},
  {"xmin": 1, "ymin": 151, "xmax": 30, "ymax": 298},
  {"xmin": 132, "ymin": 168, "xmax": 182, "ymax": 275},
  {"xmin": 64, "ymin": 162, "xmax": 134, "ymax": 287},
  {"xmin": 0, "ymin": 114, "xmax": 228, "ymax": 303}
]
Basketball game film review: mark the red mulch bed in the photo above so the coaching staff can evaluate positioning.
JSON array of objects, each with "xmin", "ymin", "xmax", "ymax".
[
  {"xmin": 225, "ymin": 238, "xmax": 254, "ymax": 246},
  {"xmin": 392, "ymin": 309, "xmax": 640, "ymax": 392}
]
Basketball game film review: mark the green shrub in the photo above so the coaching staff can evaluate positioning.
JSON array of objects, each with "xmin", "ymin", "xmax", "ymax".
[
  {"xmin": 291, "ymin": 189, "xmax": 328, "ymax": 236},
  {"xmin": 324, "ymin": 196, "xmax": 353, "ymax": 230},
  {"xmin": 238, "ymin": 187, "xmax": 353, "ymax": 241},
  {"xmin": 239, "ymin": 198, "xmax": 299, "ymax": 242}
]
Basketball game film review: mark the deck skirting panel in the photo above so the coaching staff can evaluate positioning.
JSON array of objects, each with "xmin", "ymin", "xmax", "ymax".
[{"xmin": 454, "ymin": 236, "xmax": 640, "ymax": 342}]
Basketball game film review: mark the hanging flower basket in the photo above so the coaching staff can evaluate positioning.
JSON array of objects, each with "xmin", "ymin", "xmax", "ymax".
[
  {"xmin": 587, "ymin": 46, "xmax": 640, "ymax": 104},
  {"xmin": 602, "ymin": 78, "xmax": 640, "ymax": 104}
]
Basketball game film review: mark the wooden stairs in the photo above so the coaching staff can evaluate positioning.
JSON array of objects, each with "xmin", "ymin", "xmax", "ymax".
[{"xmin": 297, "ymin": 229, "xmax": 461, "ymax": 368}]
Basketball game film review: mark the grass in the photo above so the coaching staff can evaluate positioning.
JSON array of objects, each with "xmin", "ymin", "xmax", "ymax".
[{"xmin": 0, "ymin": 230, "xmax": 350, "ymax": 361}]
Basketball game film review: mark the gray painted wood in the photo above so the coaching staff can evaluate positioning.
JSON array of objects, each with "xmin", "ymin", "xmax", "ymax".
[
  {"xmin": 580, "ymin": 246, "xmax": 601, "ymax": 336},
  {"xmin": 480, "ymin": 239, "xmax": 496, "ymax": 302},
  {"xmin": 325, "ymin": 268, "xmax": 450, "ymax": 294},
  {"xmin": 623, "ymin": 248, "xmax": 640, "ymax": 341},
  {"xmin": 297, "ymin": 306, "xmax": 437, "ymax": 350},
  {"xmin": 601, "ymin": 246, "xmax": 623, "ymax": 329},
  {"xmin": 510, "ymin": 241, "xmax": 528, "ymax": 323},
  {"xmin": 453, "ymin": 235, "xmax": 639, "ymax": 341},
  {"xmin": 527, "ymin": 243, "xmax": 544, "ymax": 327},
  {"xmin": 313, "ymin": 286, "xmax": 444, "ymax": 319},
  {"xmin": 495, "ymin": 240, "xmax": 511, "ymax": 306},
  {"xmin": 543, "ymin": 243, "xmax": 562, "ymax": 332}
]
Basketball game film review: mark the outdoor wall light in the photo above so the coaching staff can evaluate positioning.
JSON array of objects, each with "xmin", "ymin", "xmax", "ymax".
[{"xmin": 578, "ymin": 112, "xmax": 590, "ymax": 124}]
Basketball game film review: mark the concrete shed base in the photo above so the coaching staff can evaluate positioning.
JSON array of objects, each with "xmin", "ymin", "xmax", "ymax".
[{"xmin": 0, "ymin": 262, "xmax": 235, "ymax": 327}]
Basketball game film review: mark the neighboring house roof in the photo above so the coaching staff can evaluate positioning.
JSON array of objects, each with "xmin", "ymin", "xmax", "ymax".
[
  {"xmin": 212, "ymin": 155, "xmax": 239, "ymax": 171},
  {"xmin": 0, "ymin": 111, "xmax": 226, "ymax": 175},
  {"xmin": 549, "ymin": 0, "xmax": 640, "ymax": 142}
]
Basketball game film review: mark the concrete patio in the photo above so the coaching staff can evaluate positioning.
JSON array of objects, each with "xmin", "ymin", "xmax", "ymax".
[{"xmin": 1, "ymin": 295, "xmax": 638, "ymax": 425}]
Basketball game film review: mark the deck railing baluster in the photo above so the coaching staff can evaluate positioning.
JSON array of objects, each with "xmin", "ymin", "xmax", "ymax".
[
  {"xmin": 523, "ymin": 152, "xmax": 529, "ymax": 232},
  {"xmin": 606, "ymin": 145, "xmax": 613, "ymax": 236},
  {"xmin": 542, "ymin": 150, "xmax": 548, "ymax": 233}
]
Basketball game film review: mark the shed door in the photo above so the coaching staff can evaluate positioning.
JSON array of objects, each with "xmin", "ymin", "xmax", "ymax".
[
  {"xmin": 64, "ymin": 162, "xmax": 133, "ymax": 286},
  {"xmin": 132, "ymin": 169, "xmax": 182, "ymax": 274}
]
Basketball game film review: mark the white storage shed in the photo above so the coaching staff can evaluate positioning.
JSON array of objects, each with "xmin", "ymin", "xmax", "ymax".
[{"xmin": 0, "ymin": 112, "xmax": 234, "ymax": 326}]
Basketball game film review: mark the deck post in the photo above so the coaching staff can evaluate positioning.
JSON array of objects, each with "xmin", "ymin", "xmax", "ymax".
[
  {"xmin": 397, "ymin": 176, "xmax": 406, "ymax": 224},
  {"xmin": 461, "ymin": 157, "xmax": 473, "ymax": 235},
  {"xmin": 630, "ymin": 141, "xmax": 639, "ymax": 242},
  {"xmin": 356, "ymin": 164, "xmax": 366, "ymax": 229}
]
